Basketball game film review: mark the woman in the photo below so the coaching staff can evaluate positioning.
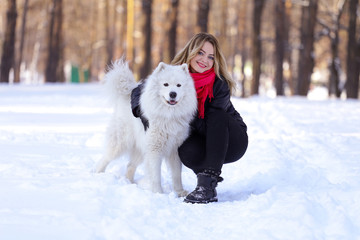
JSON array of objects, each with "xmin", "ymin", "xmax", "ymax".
[
  {"xmin": 132, "ymin": 33, "xmax": 248, "ymax": 204},
  {"xmin": 171, "ymin": 33, "xmax": 248, "ymax": 203}
]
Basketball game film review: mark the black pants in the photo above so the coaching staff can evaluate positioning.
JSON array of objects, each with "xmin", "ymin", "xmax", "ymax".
[{"xmin": 179, "ymin": 109, "xmax": 248, "ymax": 174}]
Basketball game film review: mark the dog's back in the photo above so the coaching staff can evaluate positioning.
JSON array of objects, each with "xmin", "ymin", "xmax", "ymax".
[{"xmin": 96, "ymin": 60, "xmax": 144, "ymax": 173}]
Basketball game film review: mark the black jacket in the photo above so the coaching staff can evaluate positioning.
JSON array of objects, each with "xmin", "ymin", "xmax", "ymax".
[{"xmin": 191, "ymin": 76, "xmax": 247, "ymax": 134}]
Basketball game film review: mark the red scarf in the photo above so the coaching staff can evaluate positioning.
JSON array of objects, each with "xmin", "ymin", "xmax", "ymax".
[{"xmin": 190, "ymin": 68, "xmax": 216, "ymax": 119}]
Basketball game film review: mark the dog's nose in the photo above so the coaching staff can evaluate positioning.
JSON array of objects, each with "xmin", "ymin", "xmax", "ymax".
[{"xmin": 169, "ymin": 91, "xmax": 177, "ymax": 99}]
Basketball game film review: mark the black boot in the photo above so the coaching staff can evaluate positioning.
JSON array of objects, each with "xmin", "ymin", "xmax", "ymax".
[{"xmin": 184, "ymin": 170, "xmax": 222, "ymax": 204}]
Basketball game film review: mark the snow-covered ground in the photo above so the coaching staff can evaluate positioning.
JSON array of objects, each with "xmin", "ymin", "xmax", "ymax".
[{"xmin": 0, "ymin": 83, "xmax": 359, "ymax": 240}]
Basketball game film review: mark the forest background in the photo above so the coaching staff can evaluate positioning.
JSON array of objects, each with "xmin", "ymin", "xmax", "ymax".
[{"xmin": 0, "ymin": 0, "xmax": 359, "ymax": 99}]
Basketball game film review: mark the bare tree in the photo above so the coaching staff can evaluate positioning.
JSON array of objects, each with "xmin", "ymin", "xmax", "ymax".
[
  {"xmin": 104, "ymin": 0, "xmax": 119, "ymax": 68},
  {"xmin": 139, "ymin": 0, "xmax": 152, "ymax": 79},
  {"xmin": 105, "ymin": 0, "xmax": 113, "ymax": 67},
  {"xmin": 251, "ymin": 0, "xmax": 265, "ymax": 95},
  {"xmin": 284, "ymin": 0, "xmax": 293, "ymax": 95},
  {"xmin": 127, "ymin": 0, "xmax": 134, "ymax": 65},
  {"xmin": 275, "ymin": 0, "xmax": 286, "ymax": 96},
  {"xmin": 88, "ymin": 0, "xmax": 99, "ymax": 81},
  {"xmin": 162, "ymin": 0, "xmax": 179, "ymax": 63},
  {"xmin": 45, "ymin": 0, "xmax": 64, "ymax": 82},
  {"xmin": 0, "ymin": 0, "xmax": 17, "ymax": 83},
  {"xmin": 196, "ymin": 0, "xmax": 211, "ymax": 32},
  {"xmin": 297, "ymin": 0, "xmax": 318, "ymax": 96},
  {"xmin": 356, "ymin": 38, "xmax": 360, "ymax": 97},
  {"xmin": 14, "ymin": 0, "xmax": 29, "ymax": 83},
  {"xmin": 236, "ymin": 0, "xmax": 250, "ymax": 97},
  {"xmin": 168, "ymin": 0, "xmax": 179, "ymax": 62},
  {"xmin": 219, "ymin": 0, "xmax": 228, "ymax": 57},
  {"xmin": 317, "ymin": 0, "xmax": 346, "ymax": 98},
  {"xmin": 346, "ymin": 0, "xmax": 359, "ymax": 99}
]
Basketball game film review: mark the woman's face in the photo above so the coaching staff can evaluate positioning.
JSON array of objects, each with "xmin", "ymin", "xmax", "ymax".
[{"xmin": 189, "ymin": 41, "xmax": 214, "ymax": 73}]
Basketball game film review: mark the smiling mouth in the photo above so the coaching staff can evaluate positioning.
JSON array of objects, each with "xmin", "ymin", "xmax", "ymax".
[
  {"xmin": 167, "ymin": 99, "xmax": 178, "ymax": 105},
  {"xmin": 197, "ymin": 62, "xmax": 207, "ymax": 68}
]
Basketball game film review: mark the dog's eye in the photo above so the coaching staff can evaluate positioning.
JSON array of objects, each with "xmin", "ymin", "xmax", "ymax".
[
  {"xmin": 164, "ymin": 83, "xmax": 169, "ymax": 87},
  {"xmin": 177, "ymin": 84, "xmax": 181, "ymax": 87}
]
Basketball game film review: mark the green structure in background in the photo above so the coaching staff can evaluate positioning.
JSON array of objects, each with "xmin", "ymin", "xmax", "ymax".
[{"xmin": 71, "ymin": 65, "xmax": 89, "ymax": 83}]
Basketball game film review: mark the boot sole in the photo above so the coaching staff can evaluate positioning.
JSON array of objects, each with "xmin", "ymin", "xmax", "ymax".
[{"xmin": 184, "ymin": 197, "xmax": 218, "ymax": 204}]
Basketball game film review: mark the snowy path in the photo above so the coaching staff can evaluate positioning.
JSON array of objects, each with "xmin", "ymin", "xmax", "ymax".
[{"xmin": 0, "ymin": 84, "xmax": 359, "ymax": 240}]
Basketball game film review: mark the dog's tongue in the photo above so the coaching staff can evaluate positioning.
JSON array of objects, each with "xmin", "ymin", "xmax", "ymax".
[{"xmin": 169, "ymin": 100, "xmax": 177, "ymax": 105}]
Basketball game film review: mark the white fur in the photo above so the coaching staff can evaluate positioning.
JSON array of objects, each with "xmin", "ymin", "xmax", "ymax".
[{"xmin": 96, "ymin": 59, "xmax": 197, "ymax": 196}]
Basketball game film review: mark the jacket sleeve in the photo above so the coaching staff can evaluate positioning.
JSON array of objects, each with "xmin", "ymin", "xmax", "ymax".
[
  {"xmin": 205, "ymin": 77, "xmax": 231, "ymax": 114},
  {"xmin": 131, "ymin": 83, "xmax": 143, "ymax": 118},
  {"xmin": 130, "ymin": 82, "xmax": 149, "ymax": 131}
]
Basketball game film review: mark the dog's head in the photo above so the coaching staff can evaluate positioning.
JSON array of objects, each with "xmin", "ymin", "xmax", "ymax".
[
  {"xmin": 140, "ymin": 62, "xmax": 197, "ymax": 120},
  {"xmin": 152, "ymin": 62, "xmax": 192, "ymax": 107}
]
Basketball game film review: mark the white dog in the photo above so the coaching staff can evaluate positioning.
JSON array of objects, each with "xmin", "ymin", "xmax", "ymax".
[{"xmin": 96, "ymin": 60, "xmax": 197, "ymax": 196}]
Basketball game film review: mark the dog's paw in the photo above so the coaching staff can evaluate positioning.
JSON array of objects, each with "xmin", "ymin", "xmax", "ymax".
[
  {"xmin": 137, "ymin": 177, "xmax": 150, "ymax": 190},
  {"xmin": 94, "ymin": 162, "xmax": 107, "ymax": 173},
  {"xmin": 176, "ymin": 189, "xmax": 188, "ymax": 198},
  {"xmin": 94, "ymin": 166, "xmax": 104, "ymax": 174},
  {"xmin": 138, "ymin": 177, "xmax": 164, "ymax": 193}
]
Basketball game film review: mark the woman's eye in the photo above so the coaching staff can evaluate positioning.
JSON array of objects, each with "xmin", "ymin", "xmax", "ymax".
[
  {"xmin": 198, "ymin": 51, "xmax": 204, "ymax": 56},
  {"xmin": 164, "ymin": 83, "xmax": 169, "ymax": 87},
  {"xmin": 177, "ymin": 84, "xmax": 181, "ymax": 87},
  {"xmin": 209, "ymin": 56, "xmax": 214, "ymax": 61}
]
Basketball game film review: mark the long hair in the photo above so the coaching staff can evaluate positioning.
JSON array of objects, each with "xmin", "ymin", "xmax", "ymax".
[{"xmin": 171, "ymin": 32, "xmax": 235, "ymax": 94}]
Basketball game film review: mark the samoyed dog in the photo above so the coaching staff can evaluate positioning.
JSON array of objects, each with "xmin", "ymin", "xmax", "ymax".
[{"xmin": 96, "ymin": 59, "xmax": 197, "ymax": 196}]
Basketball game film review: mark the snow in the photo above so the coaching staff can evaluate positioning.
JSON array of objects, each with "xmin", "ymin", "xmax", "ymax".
[{"xmin": 1, "ymin": 83, "xmax": 360, "ymax": 240}]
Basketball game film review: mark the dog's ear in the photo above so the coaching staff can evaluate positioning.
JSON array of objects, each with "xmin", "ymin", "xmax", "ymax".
[
  {"xmin": 154, "ymin": 62, "xmax": 166, "ymax": 74},
  {"xmin": 180, "ymin": 63, "xmax": 189, "ymax": 74}
]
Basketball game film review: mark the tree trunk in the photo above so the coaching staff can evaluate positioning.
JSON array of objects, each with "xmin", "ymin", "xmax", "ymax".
[
  {"xmin": 88, "ymin": 0, "xmax": 99, "ymax": 81},
  {"xmin": 105, "ymin": 0, "xmax": 113, "ymax": 67},
  {"xmin": 14, "ymin": 0, "xmax": 28, "ymax": 83},
  {"xmin": 127, "ymin": 0, "xmax": 134, "ymax": 65},
  {"xmin": 219, "ymin": 0, "xmax": 228, "ymax": 58},
  {"xmin": 0, "ymin": 0, "xmax": 17, "ymax": 83},
  {"xmin": 284, "ymin": 0, "xmax": 293, "ymax": 95},
  {"xmin": 45, "ymin": 0, "xmax": 64, "ymax": 83},
  {"xmin": 196, "ymin": 0, "xmax": 211, "ymax": 32},
  {"xmin": 296, "ymin": 0, "xmax": 318, "ymax": 96},
  {"xmin": 356, "ymin": 38, "xmax": 360, "ymax": 95},
  {"xmin": 139, "ymin": 0, "xmax": 152, "ymax": 79},
  {"xmin": 329, "ymin": 37, "xmax": 341, "ymax": 97},
  {"xmin": 117, "ymin": 0, "xmax": 126, "ymax": 58},
  {"xmin": 237, "ymin": 0, "xmax": 249, "ymax": 98},
  {"xmin": 162, "ymin": 0, "xmax": 179, "ymax": 63},
  {"xmin": 275, "ymin": 0, "xmax": 285, "ymax": 96},
  {"xmin": 104, "ymin": 0, "xmax": 117, "ymax": 67},
  {"xmin": 328, "ymin": 0, "xmax": 346, "ymax": 98},
  {"xmin": 168, "ymin": 0, "xmax": 179, "ymax": 62},
  {"xmin": 346, "ymin": 0, "xmax": 359, "ymax": 99},
  {"xmin": 251, "ymin": 0, "xmax": 265, "ymax": 95}
]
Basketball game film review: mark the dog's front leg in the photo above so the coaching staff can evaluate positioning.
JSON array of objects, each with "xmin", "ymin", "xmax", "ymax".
[
  {"xmin": 144, "ymin": 151, "xmax": 163, "ymax": 193},
  {"xmin": 167, "ymin": 152, "xmax": 187, "ymax": 197},
  {"xmin": 141, "ymin": 127, "xmax": 165, "ymax": 193}
]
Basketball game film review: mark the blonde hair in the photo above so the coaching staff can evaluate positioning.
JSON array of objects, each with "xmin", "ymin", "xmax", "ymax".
[{"xmin": 171, "ymin": 32, "xmax": 235, "ymax": 94}]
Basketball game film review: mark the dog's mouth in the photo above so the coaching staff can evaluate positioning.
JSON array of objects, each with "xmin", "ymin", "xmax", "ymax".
[{"xmin": 167, "ymin": 99, "xmax": 178, "ymax": 105}]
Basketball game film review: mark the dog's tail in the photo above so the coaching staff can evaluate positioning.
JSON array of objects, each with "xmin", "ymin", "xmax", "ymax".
[{"xmin": 104, "ymin": 59, "xmax": 137, "ymax": 104}]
